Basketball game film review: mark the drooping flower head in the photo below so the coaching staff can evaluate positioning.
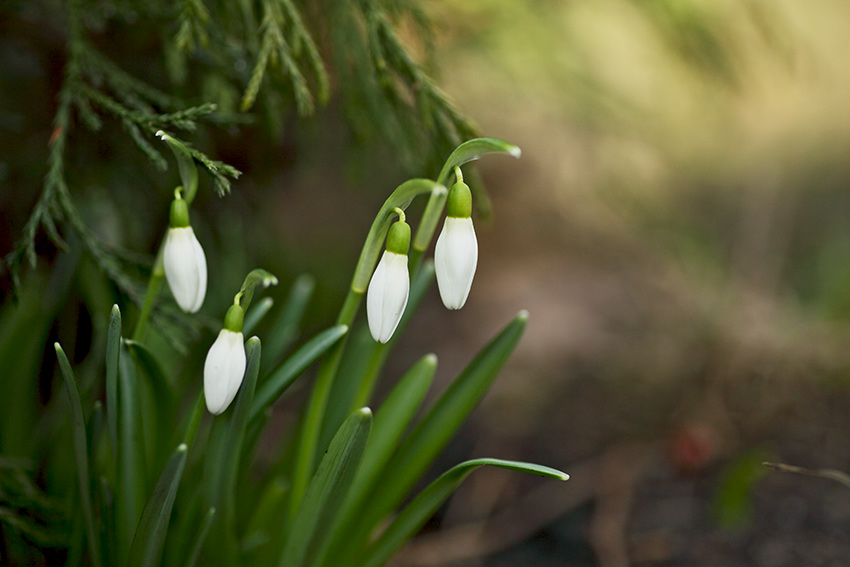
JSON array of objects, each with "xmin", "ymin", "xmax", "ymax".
[
  {"xmin": 367, "ymin": 213, "xmax": 411, "ymax": 343},
  {"xmin": 204, "ymin": 303, "xmax": 246, "ymax": 415},
  {"xmin": 163, "ymin": 192, "xmax": 207, "ymax": 313},
  {"xmin": 435, "ymin": 173, "xmax": 478, "ymax": 310}
]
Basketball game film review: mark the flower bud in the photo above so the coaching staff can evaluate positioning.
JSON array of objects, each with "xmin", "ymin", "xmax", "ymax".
[
  {"xmin": 435, "ymin": 181, "xmax": 478, "ymax": 310},
  {"xmin": 204, "ymin": 304, "xmax": 246, "ymax": 415},
  {"xmin": 367, "ymin": 219, "xmax": 411, "ymax": 343},
  {"xmin": 163, "ymin": 196, "xmax": 207, "ymax": 313}
]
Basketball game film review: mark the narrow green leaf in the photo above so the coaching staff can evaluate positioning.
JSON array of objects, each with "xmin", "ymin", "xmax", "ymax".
[
  {"xmin": 55, "ymin": 343, "xmax": 102, "ymax": 567},
  {"xmin": 186, "ymin": 507, "xmax": 216, "ymax": 567},
  {"xmin": 340, "ymin": 311, "xmax": 528, "ymax": 560},
  {"xmin": 106, "ymin": 305, "xmax": 121, "ymax": 463},
  {"xmin": 318, "ymin": 354, "xmax": 436, "ymax": 567},
  {"xmin": 436, "ymin": 137, "xmax": 521, "ymax": 187},
  {"xmin": 118, "ymin": 340, "xmax": 147, "ymax": 559},
  {"xmin": 250, "ymin": 325, "xmax": 349, "ymax": 423},
  {"xmin": 124, "ymin": 339, "xmax": 176, "ymax": 471},
  {"xmin": 127, "ymin": 444, "xmax": 188, "ymax": 567},
  {"xmin": 280, "ymin": 408, "xmax": 372, "ymax": 567},
  {"xmin": 218, "ymin": 337, "xmax": 262, "ymax": 534},
  {"xmin": 360, "ymin": 459, "xmax": 568, "ymax": 567},
  {"xmin": 243, "ymin": 296, "xmax": 274, "ymax": 336},
  {"xmin": 87, "ymin": 401, "xmax": 105, "ymax": 464},
  {"xmin": 242, "ymin": 476, "xmax": 289, "ymax": 565},
  {"xmin": 262, "ymin": 274, "xmax": 316, "ymax": 369},
  {"xmin": 353, "ymin": 353, "xmax": 436, "ymax": 503},
  {"xmin": 99, "ymin": 476, "xmax": 116, "ymax": 566}
]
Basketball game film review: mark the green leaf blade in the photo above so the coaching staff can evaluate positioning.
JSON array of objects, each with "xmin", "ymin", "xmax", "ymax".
[
  {"xmin": 118, "ymin": 340, "xmax": 147, "ymax": 559},
  {"xmin": 55, "ymin": 343, "xmax": 102, "ymax": 567},
  {"xmin": 280, "ymin": 408, "xmax": 372, "ymax": 567},
  {"xmin": 262, "ymin": 274, "xmax": 316, "ymax": 369},
  {"xmin": 106, "ymin": 305, "xmax": 121, "ymax": 464},
  {"xmin": 127, "ymin": 444, "xmax": 188, "ymax": 567},
  {"xmin": 318, "ymin": 353, "xmax": 436, "ymax": 567},
  {"xmin": 360, "ymin": 458, "xmax": 567, "ymax": 567},
  {"xmin": 250, "ymin": 325, "xmax": 349, "ymax": 423},
  {"xmin": 339, "ymin": 311, "xmax": 529, "ymax": 560}
]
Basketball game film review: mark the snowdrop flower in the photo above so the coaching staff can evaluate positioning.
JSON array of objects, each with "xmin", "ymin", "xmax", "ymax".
[
  {"xmin": 163, "ymin": 193, "xmax": 207, "ymax": 313},
  {"xmin": 204, "ymin": 304, "xmax": 246, "ymax": 415},
  {"xmin": 367, "ymin": 214, "xmax": 411, "ymax": 343},
  {"xmin": 435, "ymin": 177, "xmax": 478, "ymax": 310}
]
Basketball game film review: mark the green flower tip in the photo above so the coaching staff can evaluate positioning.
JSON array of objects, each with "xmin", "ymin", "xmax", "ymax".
[
  {"xmin": 169, "ymin": 197, "xmax": 190, "ymax": 228},
  {"xmin": 386, "ymin": 219, "xmax": 411, "ymax": 255},
  {"xmin": 447, "ymin": 181, "xmax": 472, "ymax": 218},
  {"xmin": 223, "ymin": 304, "xmax": 245, "ymax": 333}
]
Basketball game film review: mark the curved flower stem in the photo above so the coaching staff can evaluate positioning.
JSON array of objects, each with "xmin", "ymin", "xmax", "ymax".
[{"xmin": 350, "ymin": 179, "xmax": 440, "ymax": 293}]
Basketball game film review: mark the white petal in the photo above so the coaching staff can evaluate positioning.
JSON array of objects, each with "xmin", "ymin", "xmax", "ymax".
[
  {"xmin": 366, "ymin": 251, "xmax": 410, "ymax": 343},
  {"xmin": 204, "ymin": 330, "xmax": 246, "ymax": 415},
  {"xmin": 434, "ymin": 217, "xmax": 478, "ymax": 310},
  {"xmin": 163, "ymin": 227, "xmax": 207, "ymax": 313}
]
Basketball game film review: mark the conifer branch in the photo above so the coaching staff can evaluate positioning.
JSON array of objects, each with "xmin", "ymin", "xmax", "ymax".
[{"xmin": 240, "ymin": 0, "xmax": 328, "ymax": 113}]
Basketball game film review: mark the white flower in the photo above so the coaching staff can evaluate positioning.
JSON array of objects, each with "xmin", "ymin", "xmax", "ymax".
[
  {"xmin": 434, "ymin": 216, "xmax": 478, "ymax": 310},
  {"xmin": 367, "ymin": 250, "xmax": 410, "ymax": 343},
  {"xmin": 163, "ymin": 226, "xmax": 207, "ymax": 313},
  {"xmin": 203, "ymin": 329, "xmax": 246, "ymax": 415}
]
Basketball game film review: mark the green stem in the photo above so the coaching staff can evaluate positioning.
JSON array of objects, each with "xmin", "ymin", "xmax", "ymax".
[
  {"xmin": 351, "ymin": 345, "xmax": 385, "ymax": 411},
  {"xmin": 132, "ymin": 241, "xmax": 166, "ymax": 342}
]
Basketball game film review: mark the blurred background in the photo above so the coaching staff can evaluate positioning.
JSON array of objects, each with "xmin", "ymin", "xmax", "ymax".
[{"xmin": 5, "ymin": 0, "xmax": 850, "ymax": 565}]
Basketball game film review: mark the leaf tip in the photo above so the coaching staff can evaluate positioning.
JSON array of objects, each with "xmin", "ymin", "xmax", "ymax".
[
  {"xmin": 53, "ymin": 342, "xmax": 63, "ymax": 353},
  {"xmin": 111, "ymin": 304, "xmax": 121, "ymax": 316},
  {"xmin": 358, "ymin": 407, "xmax": 373, "ymax": 418},
  {"xmin": 508, "ymin": 145, "xmax": 521, "ymax": 158},
  {"xmin": 517, "ymin": 310, "xmax": 530, "ymax": 322},
  {"xmin": 177, "ymin": 443, "xmax": 188, "ymax": 453},
  {"xmin": 424, "ymin": 353, "xmax": 438, "ymax": 366}
]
